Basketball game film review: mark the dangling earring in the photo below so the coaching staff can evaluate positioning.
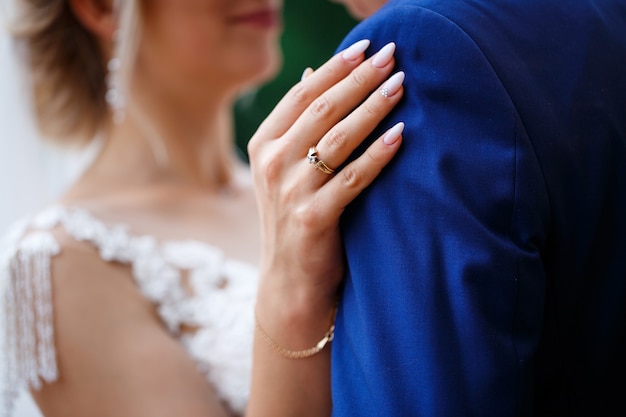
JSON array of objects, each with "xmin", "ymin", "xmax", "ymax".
[{"xmin": 105, "ymin": 29, "xmax": 125, "ymax": 124}]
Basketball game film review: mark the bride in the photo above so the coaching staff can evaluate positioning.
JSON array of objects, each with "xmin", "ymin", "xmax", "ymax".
[{"xmin": 1, "ymin": 0, "xmax": 404, "ymax": 416}]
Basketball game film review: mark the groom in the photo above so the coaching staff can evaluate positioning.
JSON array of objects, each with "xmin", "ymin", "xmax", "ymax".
[{"xmin": 332, "ymin": 0, "xmax": 626, "ymax": 416}]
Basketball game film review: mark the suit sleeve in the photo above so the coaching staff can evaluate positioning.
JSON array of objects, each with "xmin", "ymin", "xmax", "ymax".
[{"xmin": 333, "ymin": 4, "xmax": 551, "ymax": 417}]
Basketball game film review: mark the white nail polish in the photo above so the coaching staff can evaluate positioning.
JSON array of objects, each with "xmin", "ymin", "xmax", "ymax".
[
  {"xmin": 372, "ymin": 42, "xmax": 396, "ymax": 68},
  {"xmin": 342, "ymin": 39, "xmax": 371, "ymax": 61},
  {"xmin": 381, "ymin": 71, "xmax": 405, "ymax": 98},
  {"xmin": 383, "ymin": 122, "xmax": 405, "ymax": 145},
  {"xmin": 301, "ymin": 67, "xmax": 313, "ymax": 81}
]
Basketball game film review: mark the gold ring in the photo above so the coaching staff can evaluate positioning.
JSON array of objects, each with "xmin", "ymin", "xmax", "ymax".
[{"xmin": 307, "ymin": 147, "xmax": 335, "ymax": 175}]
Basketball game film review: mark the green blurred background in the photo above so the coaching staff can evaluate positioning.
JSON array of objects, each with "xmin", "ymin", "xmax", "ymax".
[{"xmin": 234, "ymin": 0, "xmax": 357, "ymax": 159}]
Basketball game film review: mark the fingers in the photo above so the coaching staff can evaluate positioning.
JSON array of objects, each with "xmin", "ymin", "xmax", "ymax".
[
  {"xmin": 281, "ymin": 42, "xmax": 398, "ymax": 154},
  {"xmin": 317, "ymin": 122, "xmax": 405, "ymax": 216},
  {"xmin": 310, "ymin": 71, "xmax": 405, "ymax": 177},
  {"xmin": 253, "ymin": 39, "xmax": 371, "ymax": 140},
  {"xmin": 250, "ymin": 41, "xmax": 406, "ymax": 233}
]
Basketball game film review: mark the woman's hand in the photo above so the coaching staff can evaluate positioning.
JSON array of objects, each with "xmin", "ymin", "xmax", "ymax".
[
  {"xmin": 249, "ymin": 39, "xmax": 405, "ymax": 319},
  {"xmin": 247, "ymin": 39, "xmax": 405, "ymax": 417}
]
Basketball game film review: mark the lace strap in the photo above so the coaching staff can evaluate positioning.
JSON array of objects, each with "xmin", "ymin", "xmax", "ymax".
[{"xmin": 2, "ymin": 232, "xmax": 60, "ymax": 417}]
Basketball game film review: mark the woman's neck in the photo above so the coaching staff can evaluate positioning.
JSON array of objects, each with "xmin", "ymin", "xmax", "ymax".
[{"xmin": 73, "ymin": 93, "xmax": 241, "ymax": 200}]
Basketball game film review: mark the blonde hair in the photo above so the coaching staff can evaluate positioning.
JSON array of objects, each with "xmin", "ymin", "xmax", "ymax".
[{"xmin": 10, "ymin": 0, "xmax": 140, "ymax": 146}]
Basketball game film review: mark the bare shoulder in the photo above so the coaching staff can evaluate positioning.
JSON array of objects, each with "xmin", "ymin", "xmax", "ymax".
[
  {"xmin": 30, "ymin": 230, "xmax": 231, "ymax": 417},
  {"xmin": 46, "ymin": 227, "xmax": 153, "ymax": 349},
  {"xmin": 46, "ymin": 227, "xmax": 139, "ymax": 309}
]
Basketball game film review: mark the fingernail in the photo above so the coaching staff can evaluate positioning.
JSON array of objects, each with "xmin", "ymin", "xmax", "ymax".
[
  {"xmin": 383, "ymin": 122, "xmax": 405, "ymax": 145},
  {"xmin": 372, "ymin": 42, "xmax": 396, "ymax": 68},
  {"xmin": 342, "ymin": 39, "xmax": 370, "ymax": 61},
  {"xmin": 301, "ymin": 67, "xmax": 314, "ymax": 81},
  {"xmin": 380, "ymin": 71, "xmax": 405, "ymax": 98}
]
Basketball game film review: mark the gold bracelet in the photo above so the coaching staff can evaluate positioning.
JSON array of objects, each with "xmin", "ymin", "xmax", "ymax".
[{"xmin": 255, "ymin": 312, "xmax": 336, "ymax": 359}]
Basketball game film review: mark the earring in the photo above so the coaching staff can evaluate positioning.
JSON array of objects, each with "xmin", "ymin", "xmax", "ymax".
[{"xmin": 105, "ymin": 30, "xmax": 125, "ymax": 124}]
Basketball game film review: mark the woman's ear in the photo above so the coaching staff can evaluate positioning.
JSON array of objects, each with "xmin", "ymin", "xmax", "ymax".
[{"xmin": 69, "ymin": 0, "xmax": 117, "ymax": 40}]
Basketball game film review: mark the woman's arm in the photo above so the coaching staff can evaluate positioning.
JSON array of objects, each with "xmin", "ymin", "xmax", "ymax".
[{"xmin": 247, "ymin": 40, "xmax": 404, "ymax": 417}]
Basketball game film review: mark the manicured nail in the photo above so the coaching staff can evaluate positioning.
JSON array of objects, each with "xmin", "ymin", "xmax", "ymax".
[
  {"xmin": 380, "ymin": 71, "xmax": 405, "ymax": 98},
  {"xmin": 372, "ymin": 42, "xmax": 396, "ymax": 68},
  {"xmin": 301, "ymin": 67, "xmax": 314, "ymax": 81},
  {"xmin": 383, "ymin": 122, "xmax": 405, "ymax": 145},
  {"xmin": 342, "ymin": 39, "xmax": 371, "ymax": 61}
]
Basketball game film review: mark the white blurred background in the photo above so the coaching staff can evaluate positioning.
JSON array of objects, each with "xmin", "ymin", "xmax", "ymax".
[
  {"xmin": 0, "ymin": 0, "xmax": 103, "ymax": 238},
  {"xmin": 0, "ymin": 4, "xmax": 95, "ymax": 233}
]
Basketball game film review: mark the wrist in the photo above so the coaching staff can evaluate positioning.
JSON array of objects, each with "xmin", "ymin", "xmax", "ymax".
[
  {"xmin": 255, "ymin": 276, "xmax": 338, "ymax": 354},
  {"xmin": 254, "ymin": 306, "xmax": 337, "ymax": 359}
]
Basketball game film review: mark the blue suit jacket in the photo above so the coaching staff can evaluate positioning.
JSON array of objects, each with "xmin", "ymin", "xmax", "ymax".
[{"xmin": 333, "ymin": 1, "xmax": 626, "ymax": 416}]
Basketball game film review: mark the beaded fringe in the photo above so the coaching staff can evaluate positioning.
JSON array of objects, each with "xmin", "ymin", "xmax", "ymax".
[{"xmin": 2, "ymin": 232, "xmax": 60, "ymax": 417}]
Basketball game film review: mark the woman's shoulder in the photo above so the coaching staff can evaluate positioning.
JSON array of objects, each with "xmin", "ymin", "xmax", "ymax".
[
  {"xmin": 1, "ymin": 207, "xmax": 74, "ymax": 297},
  {"xmin": 1, "ymin": 205, "xmax": 122, "ymax": 269},
  {"xmin": 0, "ymin": 204, "xmax": 162, "ymax": 416},
  {"xmin": 0, "ymin": 207, "xmax": 89, "ymax": 414}
]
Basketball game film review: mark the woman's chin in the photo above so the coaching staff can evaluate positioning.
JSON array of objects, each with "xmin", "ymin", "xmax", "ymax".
[{"xmin": 237, "ymin": 51, "xmax": 283, "ymax": 90}]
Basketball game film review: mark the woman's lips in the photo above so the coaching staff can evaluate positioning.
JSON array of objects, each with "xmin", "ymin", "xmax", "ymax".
[{"xmin": 231, "ymin": 9, "xmax": 281, "ymax": 28}]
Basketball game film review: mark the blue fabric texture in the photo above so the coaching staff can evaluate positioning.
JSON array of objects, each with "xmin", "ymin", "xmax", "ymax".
[{"xmin": 332, "ymin": 1, "xmax": 626, "ymax": 416}]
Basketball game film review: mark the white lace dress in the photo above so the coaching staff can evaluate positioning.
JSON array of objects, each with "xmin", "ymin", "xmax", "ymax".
[{"xmin": 0, "ymin": 205, "xmax": 258, "ymax": 417}]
